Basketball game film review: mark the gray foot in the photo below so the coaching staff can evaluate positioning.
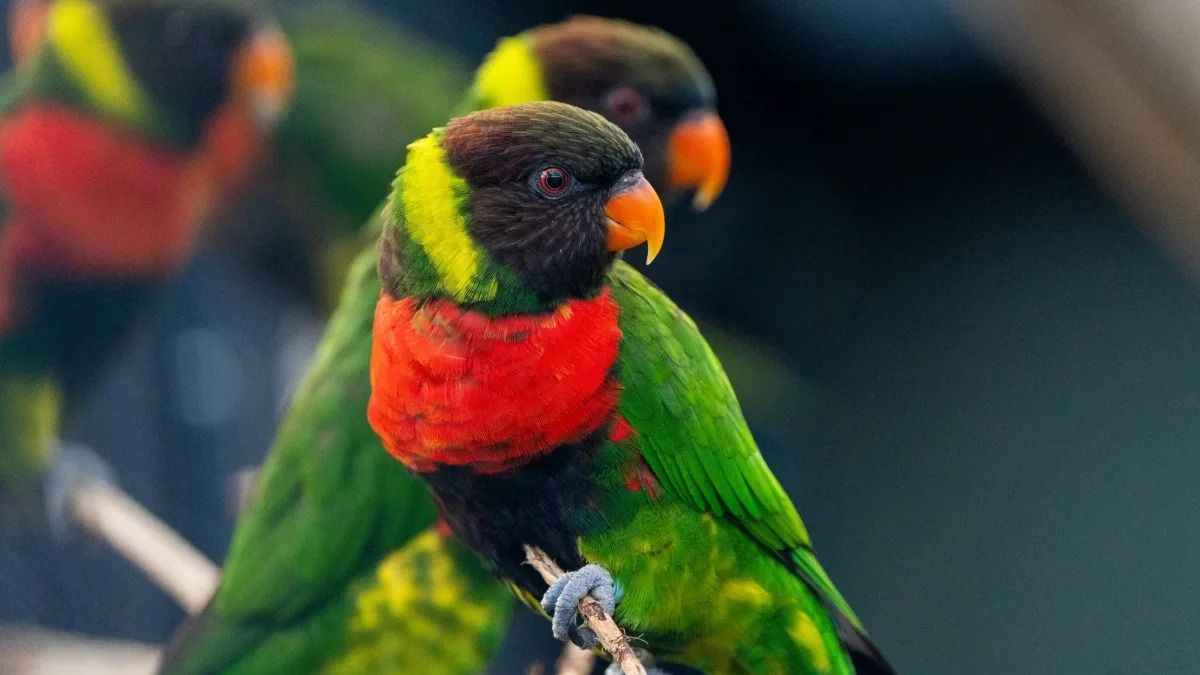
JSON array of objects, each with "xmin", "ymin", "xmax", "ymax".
[
  {"xmin": 44, "ymin": 442, "xmax": 116, "ymax": 540},
  {"xmin": 540, "ymin": 563, "xmax": 619, "ymax": 649}
]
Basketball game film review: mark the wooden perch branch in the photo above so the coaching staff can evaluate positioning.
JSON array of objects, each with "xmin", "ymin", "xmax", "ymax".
[
  {"xmin": 523, "ymin": 545, "xmax": 646, "ymax": 675},
  {"xmin": 71, "ymin": 480, "xmax": 218, "ymax": 614},
  {"xmin": 0, "ymin": 625, "xmax": 160, "ymax": 675}
]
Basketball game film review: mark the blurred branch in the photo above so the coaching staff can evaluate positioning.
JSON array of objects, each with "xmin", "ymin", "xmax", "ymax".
[
  {"xmin": 71, "ymin": 481, "xmax": 218, "ymax": 614},
  {"xmin": 226, "ymin": 466, "xmax": 262, "ymax": 519},
  {"xmin": 953, "ymin": 0, "xmax": 1200, "ymax": 280},
  {"xmin": 557, "ymin": 643, "xmax": 598, "ymax": 675},
  {"xmin": 523, "ymin": 545, "xmax": 646, "ymax": 675},
  {"xmin": 0, "ymin": 625, "xmax": 159, "ymax": 675}
]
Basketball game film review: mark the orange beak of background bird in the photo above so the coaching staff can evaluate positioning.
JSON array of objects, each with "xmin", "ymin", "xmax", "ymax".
[
  {"xmin": 195, "ymin": 27, "xmax": 294, "ymax": 205},
  {"xmin": 232, "ymin": 25, "xmax": 295, "ymax": 128},
  {"xmin": 9, "ymin": 0, "xmax": 49, "ymax": 68},
  {"xmin": 606, "ymin": 174, "xmax": 666, "ymax": 265},
  {"xmin": 667, "ymin": 110, "xmax": 731, "ymax": 212}
]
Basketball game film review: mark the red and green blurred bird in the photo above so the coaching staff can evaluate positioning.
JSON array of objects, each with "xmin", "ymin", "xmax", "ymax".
[
  {"xmin": 0, "ymin": 0, "xmax": 292, "ymax": 513},
  {"xmin": 162, "ymin": 17, "xmax": 733, "ymax": 675},
  {"xmin": 365, "ymin": 102, "xmax": 893, "ymax": 674},
  {"xmin": 217, "ymin": 1, "xmax": 475, "ymax": 311}
]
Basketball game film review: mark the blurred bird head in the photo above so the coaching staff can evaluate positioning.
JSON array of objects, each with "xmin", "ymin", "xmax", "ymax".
[
  {"xmin": 468, "ymin": 16, "xmax": 730, "ymax": 212},
  {"xmin": 10, "ymin": 0, "xmax": 294, "ymax": 191},
  {"xmin": 380, "ymin": 102, "xmax": 665, "ymax": 312}
]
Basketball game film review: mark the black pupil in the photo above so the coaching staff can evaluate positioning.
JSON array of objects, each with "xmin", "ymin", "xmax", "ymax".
[{"xmin": 544, "ymin": 170, "xmax": 565, "ymax": 190}]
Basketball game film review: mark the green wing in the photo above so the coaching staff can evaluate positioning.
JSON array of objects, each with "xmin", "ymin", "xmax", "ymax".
[
  {"xmin": 610, "ymin": 261, "xmax": 809, "ymax": 549},
  {"xmin": 608, "ymin": 261, "xmax": 866, "ymax": 631},
  {"xmin": 162, "ymin": 244, "xmax": 439, "ymax": 673}
]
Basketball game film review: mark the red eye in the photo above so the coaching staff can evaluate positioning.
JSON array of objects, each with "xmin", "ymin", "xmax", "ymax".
[{"xmin": 538, "ymin": 167, "xmax": 570, "ymax": 196}]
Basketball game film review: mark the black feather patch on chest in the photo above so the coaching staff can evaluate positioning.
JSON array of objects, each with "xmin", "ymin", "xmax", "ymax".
[
  {"xmin": 0, "ymin": 277, "xmax": 158, "ymax": 403},
  {"xmin": 421, "ymin": 426, "xmax": 608, "ymax": 595}
]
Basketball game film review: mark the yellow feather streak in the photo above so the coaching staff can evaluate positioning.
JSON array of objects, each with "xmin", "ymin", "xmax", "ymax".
[
  {"xmin": 48, "ymin": 0, "xmax": 153, "ymax": 126},
  {"xmin": 472, "ymin": 36, "xmax": 547, "ymax": 108},
  {"xmin": 789, "ymin": 612, "xmax": 832, "ymax": 673},
  {"xmin": 333, "ymin": 530, "xmax": 497, "ymax": 674},
  {"xmin": 401, "ymin": 135, "xmax": 496, "ymax": 303}
]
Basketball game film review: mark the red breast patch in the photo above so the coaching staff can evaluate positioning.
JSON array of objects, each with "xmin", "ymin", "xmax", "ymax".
[
  {"xmin": 0, "ymin": 106, "xmax": 207, "ymax": 278},
  {"xmin": 368, "ymin": 289, "xmax": 623, "ymax": 473}
]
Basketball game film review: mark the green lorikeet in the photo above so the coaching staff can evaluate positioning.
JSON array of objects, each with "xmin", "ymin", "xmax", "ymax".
[
  {"xmin": 366, "ymin": 102, "xmax": 893, "ymax": 675},
  {"xmin": 162, "ymin": 17, "xmax": 731, "ymax": 675},
  {"xmin": 0, "ymin": 0, "xmax": 292, "ymax": 510}
]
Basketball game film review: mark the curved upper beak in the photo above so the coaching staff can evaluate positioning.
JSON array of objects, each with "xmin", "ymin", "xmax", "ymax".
[
  {"xmin": 605, "ymin": 173, "xmax": 666, "ymax": 265},
  {"xmin": 231, "ymin": 25, "xmax": 294, "ymax": 129},
  {"xmin": 667, "ymin": 110, "xmax": 731, "ymax": 212}
]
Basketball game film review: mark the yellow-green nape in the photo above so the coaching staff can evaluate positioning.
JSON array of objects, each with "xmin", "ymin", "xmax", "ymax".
[
  {"xmin": 393, "ymin": 131, "xmax": 498, "ymax": 303},
  {"xmin": 470, "ymin": 35, "xmax": 547, "ymax": 110},
  {"xmin": 47, "ymin": 0, "xmax": 154, "ymax": 126}
]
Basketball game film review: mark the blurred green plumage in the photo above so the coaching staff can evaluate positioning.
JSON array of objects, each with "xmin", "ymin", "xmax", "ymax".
[
  {"xmin": 162, "ymin": 232, "xmax": 512, "ymax": 675},
  {"xmin": 276, "ymin": 3, "xmax": 470, "ymax": 232},
  {"xmin": 242, "ymin": 2, "xmax": 470, "ymax": 310}
]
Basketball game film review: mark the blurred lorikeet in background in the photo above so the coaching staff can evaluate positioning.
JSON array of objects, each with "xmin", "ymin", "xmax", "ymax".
[
  {"xmin": 0, "ymin": 0, "xmax": 292, "ymax": 522},
  {"xmin": 365, "ymin": 102, "xmax": 893, "ymax": 674},
  {"xmin": 219, "ymin": 1, "xmax": 472, "ymax": 311},
  {"xmin": 162, "ymin": 16, "xmax": 731, "ymax": 675}
]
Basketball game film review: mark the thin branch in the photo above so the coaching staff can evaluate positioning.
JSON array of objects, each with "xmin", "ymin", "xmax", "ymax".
[
  {"xmin": 70, "ymin": 481, "xmax": 218, "ymax": 614},
  {"xmin": 226, "ymin": 466, "xmax": 262, "ymax": 519},
  {"xmin": 0, "ymin": 625, "xmax": 160, "ymax": 675},
  {"xmin": 523, "ymin": 545, "xmax": 646, "ymax": 675}
]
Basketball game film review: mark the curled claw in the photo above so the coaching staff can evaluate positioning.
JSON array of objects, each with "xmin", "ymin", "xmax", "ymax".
[{"xmin": 540, "ymin": 563, "xmax": 617, "ymax": 649}]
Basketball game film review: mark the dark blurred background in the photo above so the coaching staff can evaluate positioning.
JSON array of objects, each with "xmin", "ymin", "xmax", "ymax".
[{"xmin": 4, "ymin": 1, "xmax": 1200, "ymax": 674}]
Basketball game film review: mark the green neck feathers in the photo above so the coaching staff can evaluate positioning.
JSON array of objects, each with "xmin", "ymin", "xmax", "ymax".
[{"xmin": 381, "ymin": 129, "xmax": 542, "ymax": 315}]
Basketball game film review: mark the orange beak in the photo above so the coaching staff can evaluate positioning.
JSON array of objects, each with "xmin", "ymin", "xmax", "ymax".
[
  {"xmin": 193, "ymin": 26, "xmax": 294, "ymax": 202},
  {"xmin": 667, "ymin": 110, "xmax": 731, "ymax": 212},
  {"xmin": 231, "ymin": 25, "xmax": 295, "ymax": 129},
  {"xmin": 605, "ymin": 173, "xmax": 666, "ymax": 265},
  {"xmin": 9, "ymin": 0, "xmax": 49, "ymax": 68}
]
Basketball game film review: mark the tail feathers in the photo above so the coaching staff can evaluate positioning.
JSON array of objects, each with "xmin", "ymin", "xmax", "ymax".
[
  {"xmin": 783, "ymin": 548, "xmax": 897, "ymax": 675},
  {"xmin": 832, "ymin": 610, "xmax": 896, "ymax": 675}
]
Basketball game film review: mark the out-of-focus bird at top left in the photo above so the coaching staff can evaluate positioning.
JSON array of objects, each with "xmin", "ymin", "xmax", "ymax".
[{"xmin": 0, "ymin": 0, "xmax": 293, "ymax": 531}]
